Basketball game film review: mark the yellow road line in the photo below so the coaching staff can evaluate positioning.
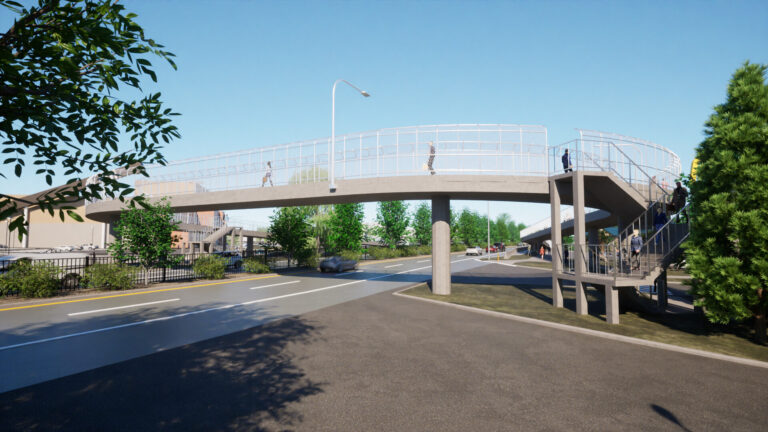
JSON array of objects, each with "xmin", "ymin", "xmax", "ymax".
[{"xmin": 0, "ymin": 274, "xmax": 279, "ymax": 312}]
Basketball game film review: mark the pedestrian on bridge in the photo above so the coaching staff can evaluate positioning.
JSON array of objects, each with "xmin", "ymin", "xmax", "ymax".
[
  {"xmin": 562, "ymin": 149, "xmax": 573, "ymax": 173},
  {"xmin": 672, "ymin": 181, "xmax": 688, "ymax": 222},
  {"xmin": 261, "ymin": 161, "xmax": 273, "ymax": 187},
  {"xmin": 426, "ymin": 141, "xmax": 436, "ymax": 175},
  {"xmin": 630, "ymin": 230, "xmax": 643, "ymax": 270}
]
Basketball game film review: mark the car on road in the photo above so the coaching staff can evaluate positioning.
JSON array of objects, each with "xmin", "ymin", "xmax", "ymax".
[
  {"xmin": 465, "ymin": 246, "xmax": 484, "ymax": 256},
  {"xmin": 493, "ymin": 242, "xmax": 506, "ymax": 252},
  {"xmin": 212, "ymin": 251, "xmax": 243, "ymax": 269},
  {"xmin": 319, "ymin": 256, "xmax": 358, "ymax": 273}
]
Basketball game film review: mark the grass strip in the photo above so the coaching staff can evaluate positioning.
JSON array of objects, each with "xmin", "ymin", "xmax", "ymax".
[{"xmin": 403, "ymin": 282, "xmax": 768, "ymax": 362}]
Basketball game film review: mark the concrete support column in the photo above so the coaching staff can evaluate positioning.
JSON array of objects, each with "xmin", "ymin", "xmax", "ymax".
[
  {"xmin": 100, "ymin": 222, "xmax": 109, "ymax": 249},
  {"xmin": 21, "ymin": 208, "xmax": 30, "ymax": 248},
  {"xmin": 588, "ymin": 227, "xmax": 599, "ymax": 273},
  {"xmin": 431, "ymin": 196, "xmax": 451, "ymax": 295},
  {"xmin": 246, "ymin": 236, "xmax": 254, "ymax": 256},
  {"xmin": 605, "ymin": 284, "xmax": 619, "ymax": 324},
  {"xmin": 549, "ymin": 179, "xmax": 563, "ymax": 308},
  {"xmin": 572, "ymin": 173, "xmax": 588, "ymax": 315}
]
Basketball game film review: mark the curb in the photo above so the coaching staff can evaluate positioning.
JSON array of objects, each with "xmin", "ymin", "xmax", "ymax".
[{"xmin": 392, "ymin": 288, "xmax": 768, "ymax": 370}]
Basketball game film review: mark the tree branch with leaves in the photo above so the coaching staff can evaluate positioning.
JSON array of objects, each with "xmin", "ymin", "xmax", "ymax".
[{"xmin": 0, "ymin": 0, "xmax": 180, "ymax": 238}]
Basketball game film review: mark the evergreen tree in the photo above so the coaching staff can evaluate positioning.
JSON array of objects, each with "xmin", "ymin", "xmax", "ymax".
[
  {"xmin": 327, "ymin": 203, "xmax": 365, "ymax": 253},
  {"xmin": 687, "ymin": 62, "xmax": 768, "ymax": 344},
  {"xmin": 375, "ymin": 201, "xmax": 409, "ymax": 249},
  {"xmin": 412, "ymin": 202, "xmax": 432, "ymax": 246}
]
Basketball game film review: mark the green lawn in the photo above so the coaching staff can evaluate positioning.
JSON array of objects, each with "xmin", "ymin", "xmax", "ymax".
[
  {"xmin": 503, "ymin": 254, "xmax": 531, "ymax": 261},
  {"xmin": 403, "ymin": 282, "xmax": 768, "ymax": 362}
]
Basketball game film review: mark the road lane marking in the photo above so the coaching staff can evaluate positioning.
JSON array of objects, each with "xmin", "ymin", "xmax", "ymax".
[
  {"xmin": 68, "ymin": 299, "xmax": 181, "ymax": 317},
  {"xmin": 242, "ymin": 264, "xmax": 434, "ymax": 305},
  {"xmin": 385, "ymin": 264, "xmax": 403, "ymax": 268},
  {"xmin": 0, "ymin": 275, "xmax": 279, "ymax": 313},
  {"xmin": 0, "ymin": 303, "xmax": 239, "ymax": 352},
  {"xmin": 417, "ymin": 259, "xmax": 431, "ymax": 263},
  {"xmin": 0, "ymin": 264, "xmax": 436, "ymax": 352},
  {"xmin": 250, "ymin": 280, "xmax": 300, "ymax": 290}
]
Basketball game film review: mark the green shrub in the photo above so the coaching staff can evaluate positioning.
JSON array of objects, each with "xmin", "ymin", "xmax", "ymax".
[
  {"xmin": 243, "ymin": 258, "xmax": 270, "ymax": 274},
  {"xmin": 194, "ymin": 255, "xmax": 227, "ymax": 279},
  {"xmin": 369, "ymin": 247, "xmax": 401, "ymax": 260},
  {"xmin": 339, "ymin": 250, "xmax": 361, "ymax": 260},
  {"xmin": 0, "ymin": 260, "xmax": 59, "ymax": 298},
  {"xmin": 83, "ymin": 263, "xmax": 137, "ymax": 290},
  {"xmin": 451, "ymin": 244, "xmax": 466, "ymax": 252},
  {"xmin": 297, "ymin": 250, "xmax": 319, "ymax": 268}
]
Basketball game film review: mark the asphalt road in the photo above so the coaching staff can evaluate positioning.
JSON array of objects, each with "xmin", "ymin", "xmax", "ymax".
[
  {"xmin": 2, "ymin": 256, "xmax": 767, "ymax": 431},
  {"xmin": 0, "ymin": 253, "xmax": 490, "ymax": 393}
]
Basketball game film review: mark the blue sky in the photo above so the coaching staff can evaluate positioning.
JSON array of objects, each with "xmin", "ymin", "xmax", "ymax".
[{"xmin": 3, "ymin": 0, "xmax": 767, "ymax": 227}]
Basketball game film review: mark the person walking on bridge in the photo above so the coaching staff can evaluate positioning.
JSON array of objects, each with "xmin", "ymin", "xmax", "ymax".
[
  {"xmin": 426, "ymin": 141, "xmax": 436, "ymax": 175},
  {"xmin": 261, "ymin": 161, "xmax": 273, "ymax": 187},
  {"xmin": 672, "ymin": 181, "xmax": 688, "ymax": 222},
  {"xmin": 562, "ymin": 149, "xmax": 573, "ymax": 173}
]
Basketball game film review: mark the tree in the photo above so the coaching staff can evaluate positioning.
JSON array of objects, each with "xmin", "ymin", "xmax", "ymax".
[
  {"xmin": 376, "ymin": 201, "xmax": 409, "ymax": 249},
  {"xmin": 687, "ymin": 62, "xmax": 768, "ymax": 344},
  {"xmin": 327, "ymin": 203, "xmax": 364, "ymax": 253},
  {"xmin": 0, "ymin": 0, "xmax": 179, "ymax": 238},
  {"xmin": 267, "ymin": 206, "xmax": 313, "ymax": 266},
  {"xmin": 457, "ymin": 208, "xmax": 481, "ymax": 245},
  {"xmin": 412, "ymin": 201, "xmax": 432, "ymax": 246},
  {"xmin": 495, "ymin": 213, "xmax": 511, "ymax": 242},
  {"xmin": 108, "ymin": 198, "xmax": 180, "ymax": 285}
]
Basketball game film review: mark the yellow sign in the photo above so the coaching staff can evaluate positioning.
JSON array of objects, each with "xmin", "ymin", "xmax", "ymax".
[{"xmin": 690, "ymin": 158, "xmax": 699, "ymax": 181}]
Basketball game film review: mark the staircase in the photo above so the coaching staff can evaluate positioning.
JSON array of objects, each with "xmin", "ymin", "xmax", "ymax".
[{"xmin": 549, "ymin": 131, "xmax": 687, "ymax": 321}]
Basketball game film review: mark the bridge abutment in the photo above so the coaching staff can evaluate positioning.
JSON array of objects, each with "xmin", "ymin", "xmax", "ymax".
[{"xmin": 431, "ymin": 196, "xmax": 451, "ymax": 295}]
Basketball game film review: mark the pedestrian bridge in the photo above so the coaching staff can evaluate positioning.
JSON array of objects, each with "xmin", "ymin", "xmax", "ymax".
[
  {"xmin": 85, "ymin": 124, "xmax": 680, "ymax": 220},
  {"xmin": 86, "ymin": 124, "xmax": 684, "ymax": 324}
]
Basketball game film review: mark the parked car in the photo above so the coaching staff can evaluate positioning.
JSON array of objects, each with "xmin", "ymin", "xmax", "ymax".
[
  {"xmin": 319, "ymin": 256, "xmax": 358, "ymax": 273},
  {"xmin": 485, "ymin": 245, "xmax": 499, "ymax": 253},
  {"xmin": 465, "ymin": 246, "xmax": 484, "ymax": 256},
  {"xmin": 493, "ymin": 242, "xmax": 506, "ymax": 252},
  {"xmin": 212, "ymin": 251, "xmax": 243, "ymax": 269}
]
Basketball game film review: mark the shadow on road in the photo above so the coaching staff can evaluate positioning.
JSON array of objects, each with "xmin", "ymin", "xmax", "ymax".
[
  {"xmin": 0, "ymin": 316, "xmax": 323, "ymax": 431},
  {"xmin": 651, "ymin": 404, "xmax": 693, "ymax": 432}
]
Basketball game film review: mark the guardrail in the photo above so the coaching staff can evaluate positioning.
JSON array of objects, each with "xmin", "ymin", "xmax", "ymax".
[{"xmin": 100, "ymin": 124, "xmax": 550, "ymax": 199}]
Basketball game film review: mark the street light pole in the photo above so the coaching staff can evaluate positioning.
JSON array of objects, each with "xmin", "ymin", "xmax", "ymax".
[
  {"xmin": 487, "ymin": 201, "xmax": 491, "ymax": 261},
  {"xmin": 331, "ymin": 79, "xmax": 370, "ymax": 192}
]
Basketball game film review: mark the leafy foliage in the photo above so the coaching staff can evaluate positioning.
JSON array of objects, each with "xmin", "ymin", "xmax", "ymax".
[
  {"xmin": 327, "ymin": 203, "xmax": 364, "ymax": 253},
  {"xmin": 412, "ymin": 202, "xmax": 432, "ymax": 246},
  {"xmin": 375, "ymin": 201, "xmax": 409, "ymax": 249},
  {"xmin": 687, "ymin": 62, "xmax": 768, "ymax": 344},
  {"xmin": 108, "ymin": 198, "xmax": 180, "ymax": 285},
  {"xmin": 193, "ymin": 255, "xmax": 227, "ymax": 279},
  {"xmin": 0, "ymin": 0, "xmax": 179, "ymax": 238},
  {"xmin": 83, "ymin": 263, "xmax": 136, "ymax": 290},
  {"xmin": 0, "ymin": 260, "xmax": 59, "ymax": 297},
  {"xmin": 243, "ymin": 257, "xmax": 270, "ymax": 274},
  {"xmin": 267, "ymin": 206, "xmax": 313, "ymax": 266}
]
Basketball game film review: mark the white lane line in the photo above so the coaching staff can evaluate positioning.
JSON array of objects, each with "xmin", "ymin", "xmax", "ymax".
[
  {"xmin": 1, "ymin": 304, "xmax": 238, "ymax": 352},
  {"xmin": 0, "ymin": 264, "xmax": 438, "ymax": 352},
  {"xmin": 385, "ymin": 264, "xmax": 403, "ymax": 268},
  {"xmin": 242, "ymin": 264, "xmax": 433, "ymax": 305},
  {"xmin": 250, "ymin": 280, "xmax": 300, "ymax": 290},
  {"xmin": 67, "ymin": 298, "xmax": 180, "ymax": 317},
  {"xmin": 417, "ymin": 259, "xmax": 431, "ymax": 263}
]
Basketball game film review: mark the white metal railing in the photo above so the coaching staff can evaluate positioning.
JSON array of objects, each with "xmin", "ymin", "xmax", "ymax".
[
  {"xmin": 550, "ymin": 129, "xmax": 681, "ymax": 203},
  {"xmin": 555, "ymin": 204, "xmax": 690, "ymax": 279},
  {"xmin": 97, "ymin": 124, "xmax": 549, "ymax": 199},
  {"xmin": 87, "ymin": 125, "xmax": 681, "ymax": 204}
]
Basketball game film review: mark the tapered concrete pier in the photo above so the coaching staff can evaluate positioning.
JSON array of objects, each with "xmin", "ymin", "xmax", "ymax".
[{"xmin": 431, "ymin": 196, "xmax": 451, "ymax": 295}]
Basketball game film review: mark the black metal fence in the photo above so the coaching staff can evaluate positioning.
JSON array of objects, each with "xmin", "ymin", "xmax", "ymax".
[{"xmin": 0, "ymin": 251, "xmax": 304, "ymax": 296}]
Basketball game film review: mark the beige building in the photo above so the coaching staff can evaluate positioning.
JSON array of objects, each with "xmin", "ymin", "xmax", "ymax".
[{"xmin": 1, "ymin": 200, "xmax": 111, "ymax": 249}]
